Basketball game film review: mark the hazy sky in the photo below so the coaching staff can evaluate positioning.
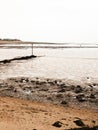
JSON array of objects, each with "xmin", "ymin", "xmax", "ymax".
[{"xmin": 0, "ymin": 0, "xmax": 98, "ymax": 43}]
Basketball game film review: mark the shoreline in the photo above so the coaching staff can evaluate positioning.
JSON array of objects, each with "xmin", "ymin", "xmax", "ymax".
[
  {"xmin": 0, "ymin": 77, "xmax": 98, "ymax": 110},
  {"xmin": 0, "ymin": 77, "xmax": 98, "ymax": 129}
]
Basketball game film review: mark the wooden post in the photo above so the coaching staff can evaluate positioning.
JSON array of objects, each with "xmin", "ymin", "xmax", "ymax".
[{"xmin": 31, "ymin": 44, "xmax": 33, "ymax": 55}]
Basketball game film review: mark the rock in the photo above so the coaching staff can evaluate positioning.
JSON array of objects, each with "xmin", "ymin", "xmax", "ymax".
[
  {"xmin": 39, "ymin": 88, "xmax": 48, "ymax": 91},
  {"xmin": 87, "ymin": 77, "xmax": 90, "ymax": 79},
  {"xmin": 93, "ymin": 83, "xmax": 96, "ymax": 86},
  {"xmin": 90, "ymin": 94, "xmax": 96, "ymax": 99},
  {"xmin": 56, "ymin": 94, "xmax": 63, "ymax": 98},
  {"xmin": 75, "ymin": 85, "xmax": 83, "ymax": 93},
  {"xmin": 48, "ymin": 81, "xmax": 55, "ymax": 85},
  {"xmin": 22, "ymin": 79, "xmax": 26, "ymax": 83},
  {"xmin": 58, "ymin": 88, "xmax": 65, "ymax": 92},
  {"xmin": 89, "ymin": 84, "xmax": 93, "ymax": 88},
  {"xmin": 13, "ymin": 89, "xmax": 17, "ymax": 92},
  {"xmin": 47, "ymin": 97, "xmax": 53, "ymax": 101},
  {"xmin": 61, "ymin": 100, "xmax": 68, "ymax": 105},
  {"xmin": 40, "ymin": 81, "xmax": 47, "ymax": 85},
  {"xmin": 52, "ymin": 121, "xmax": 62, "ymax": 128},
  {"xmin": 76, "ymin": 94, "xmax": 86, "ymax": 102},
  {"xmin": 92, "ymin": 120, "xmax": 96, "ymax": 124},
  {"xmin": 54, "ymin": 80, "xmax": 57, "ymax": 84},
  {"xmin": 66, "ymin": 85, "xmax": 75, "ymax": 91},
  {"xmin": 74, "ymin": 119, "xmax": 85, "ymax": 126},
  {"xmin": 25, "ymin": 78, "xmax": 29, "ymax": 82},
  {"xmin": 36, "ymin": 81, "xmax": 41, "ymax": 85},
  {"xmin": 60, "ymin": 83, "xmax": 66, "ymax": 88}
]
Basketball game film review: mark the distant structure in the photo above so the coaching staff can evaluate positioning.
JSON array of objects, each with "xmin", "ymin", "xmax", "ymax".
[{"xmin": 0, "ymin": 38, "xmax": 21, "ymax": 41}]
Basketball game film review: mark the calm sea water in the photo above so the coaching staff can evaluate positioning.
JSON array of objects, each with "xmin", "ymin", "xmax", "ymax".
[{"xmin": 0, "ymin": 46, "xmax": 98, "ymax": 80}]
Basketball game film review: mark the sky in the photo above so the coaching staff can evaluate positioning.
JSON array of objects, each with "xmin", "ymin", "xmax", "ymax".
[{"xmin": 0, "ymin": 0, "xmax": 98, "ymax": 43}]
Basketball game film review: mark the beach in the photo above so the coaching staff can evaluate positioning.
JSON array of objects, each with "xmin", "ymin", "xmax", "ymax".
[
  {"xmin": 0, "ymin": 43, "xmax": 98, "ymax": 129},
  {"xmin": 0, "ymin": 77, "xmax": 98, "ymax": 130},
  {"xmin": 0, "ymin": 96, "xmax": 98, "ymax": 130}
]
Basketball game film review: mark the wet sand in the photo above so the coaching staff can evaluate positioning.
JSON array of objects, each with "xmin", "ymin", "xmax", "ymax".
[{"xmin": 0, "ymin": 77, "xmax": 98, "ymax": 130}]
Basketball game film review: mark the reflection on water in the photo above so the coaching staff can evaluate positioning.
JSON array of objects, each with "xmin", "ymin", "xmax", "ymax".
[{"xmin": 0, "ymin": 47, "xmax": 98, "ymax": 80}]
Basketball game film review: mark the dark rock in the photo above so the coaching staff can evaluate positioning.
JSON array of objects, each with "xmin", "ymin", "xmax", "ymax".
[
  {"xmin": 92, "ymin": 120, "xmax": 96, "ymax": 124},
  {"xmin": 15, "ymin": 80, "xmax": 18, "ymax": 82},
  {"xmin": 48, "ymin": 81, "xmax": 55, "ymax": 85},
  {"xmin": 36, "ymin": 81, "xmax": 40, "ymax": 85},
  {"xmin": 90, "ymin": 94, "xmax": 96, "ymax": 99},
  {"xmin": 25, "ymin": 78, "xmax": 29, "ymax": 82},
  {"xmin": 60, "ymin": 83, "xmax": 66, "ymax": 88},
  {"xmin": 39, "ymin": 88, "xmax": 48, "ymax": 91},
  {"xmin": 9, "ymin": 86, "xmax": 14, "ymax": 89},
  {"xmin": 56, "ymin": 94, "xmax": 63, "ymax": 98},
  {"xmin": 52, "ymin": 121, "xmax": 62, "ymax": 128},
  {"xmin": 54, "ymin": 80, "xmax": 57, "ymax": 84},
  {"xmin": 75, "ymin": 85, "xmax": 83, "ymax": 93},
  {"xmin": 47, "ymin": 97, "xmax": 53, "ymax": 101},
  {"xmin": 89, "ymin": 84, "xmax": 93, "ymax": 88},
  {"xmin": 13, "ymin": 89, "xmax": 17, "ymax": 92},
  {"xmin": 61, "ymin": 100, "xmax": 68, "ymax": 105},
  {"xmin": 76, "ymin": 94, "xmax": 86, "ymax": 102},
  {"xmin": 58, "ymin": 88, "xmax": 65, "ymax": 92},
  {"xmin": 39, "ymin": 81, "xmax": 47, "ymax": 85},
  {"xmin": 0, "ymin": 55, "xmax": 36, "ymax": 64},
  {"xmin": 74, "ymin": 119, "xmax": 85, "ymax": 126},
  {"xmin": 68, "ymin": 85, "xmax": 75, "ymax": 90},
  {"xmin": 93, "ymin": 83, "xmax": 96, "ymax": 86}
]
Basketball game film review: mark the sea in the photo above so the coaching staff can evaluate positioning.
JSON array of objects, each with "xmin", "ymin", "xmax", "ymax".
[{"xmin": 0, "ymin": 44, "xmax": 98, "ymax": 81}]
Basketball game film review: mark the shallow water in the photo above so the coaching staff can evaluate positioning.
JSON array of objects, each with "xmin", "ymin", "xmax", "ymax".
[{"xmin": 0, "ymin": 46, "xmax": 98, "ymax": 80}]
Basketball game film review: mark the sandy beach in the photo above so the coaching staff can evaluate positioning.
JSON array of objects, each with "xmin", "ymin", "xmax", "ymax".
[
  {"xmin": 0, "ymin": 77, "xmax": 98, "ymax": 130},
  {"xmin": 0, "ymin": 96, "xmax": 98, "ymax": 130}
]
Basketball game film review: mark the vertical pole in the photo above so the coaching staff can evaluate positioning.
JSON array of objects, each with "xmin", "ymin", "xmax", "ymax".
[{"xmin": 31, "ymin": 43, "xmax": 33, "ymax": 55}]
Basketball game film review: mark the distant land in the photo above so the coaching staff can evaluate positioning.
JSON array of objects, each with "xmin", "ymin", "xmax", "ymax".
[
  {"xmin": 0, "ymin": 38, "xmax": 21, "ymax": 41},
  {"xmin": 0, "ymin": 38, "xmax": 98, "ymax": 48}
]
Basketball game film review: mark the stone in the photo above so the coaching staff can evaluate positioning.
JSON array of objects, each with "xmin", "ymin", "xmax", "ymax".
[
  {"xmin": 74, "ymin": 119, "xmax": 85, "ymax": 126},
  {"xmin": 61, "ymin": 100, "xmax": 67, "ymax": 105},
  {"xmin": 76, "ymin": 94, "xmax": 86, "ymax": 102},
  {"xmin": 75, "ymin": 85, "xmax": 83, "ymax": 93},
  {"xmin": 58, "ymin": 88, "xmax": 65, "ymax": 92},
  {"xmin": 52, "ymin": 121, "xmax": 62, "ymax": 127},
  {"xmin": 60, "ymin": 83, "xmax": 66, "ymax": 88},
  {"xmin": 90, "ymin": 94, "xmax": 96, "ymax": 99}
]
